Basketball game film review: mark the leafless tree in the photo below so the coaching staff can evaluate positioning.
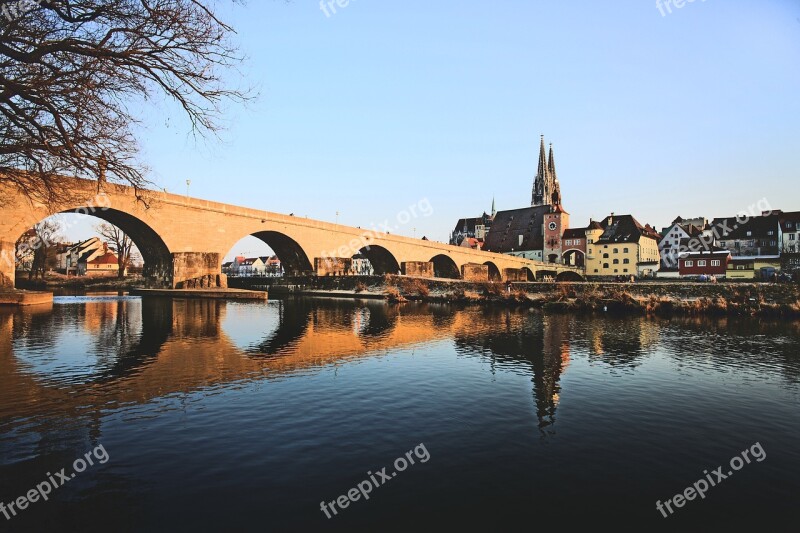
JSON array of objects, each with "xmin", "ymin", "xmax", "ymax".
[
  {"xmin": 0, "ymin": 0, "xmax": 250, "ymax": 206},
  {"xmin": 96, "ymin": 222, "xmax": 133, "ymax": 278},
  {"xmin": 26, "ymin": 219, "xmax": 60, "ymax": 279}
]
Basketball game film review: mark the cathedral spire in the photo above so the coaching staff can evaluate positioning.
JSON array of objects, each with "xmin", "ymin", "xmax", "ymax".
[
  {"xmin": 491, "ymin": 196, "xmax": 496, "ymax": 217},
  {"xmin": 548, "ymin": 143, "xmax": 561, "ymax": 206},
  {"xmin": 548, "ymin": 143, "xmax": 557, "ymax": 182},
  {"xmin": 532, "ymin": 135, "xmax": 548, "ymax": 206}
]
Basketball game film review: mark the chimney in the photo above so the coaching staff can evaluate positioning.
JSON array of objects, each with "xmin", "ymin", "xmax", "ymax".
[{"xmin": 607, "ymin": 213, "xmax": 614, "ymax": 225}]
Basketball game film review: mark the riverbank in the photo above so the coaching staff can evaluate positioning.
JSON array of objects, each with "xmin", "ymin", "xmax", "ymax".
[
  {"xmin": 255, "ymin": 275, "xmax": 800, "ymax": 319},
  {"xmin": 0, "ymin": 288, "xmax": 53, "ymax": 306},
  {"xmin": 15, "ymin": 272, "xmax": 144, "ymax": 292}
]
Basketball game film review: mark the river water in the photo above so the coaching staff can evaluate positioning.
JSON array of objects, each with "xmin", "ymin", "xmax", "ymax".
[{"xmin": 0, "ymin": 295, "xmax": 798, "ymax": 531}]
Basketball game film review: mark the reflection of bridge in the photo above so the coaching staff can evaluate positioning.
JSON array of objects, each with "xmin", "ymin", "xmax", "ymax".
[
  {"xmin": 0, "ymin": 299, "xmax": 576, "ymax": 431},
  {"xmin": 0, "ymin": 176, "xmax": 583, "ymax": 288}
]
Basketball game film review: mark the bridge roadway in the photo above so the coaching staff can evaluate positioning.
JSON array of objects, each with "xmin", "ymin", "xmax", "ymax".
[{"xmin": 0, "ymin": 176, "xmax": 583, "ymax": 288}]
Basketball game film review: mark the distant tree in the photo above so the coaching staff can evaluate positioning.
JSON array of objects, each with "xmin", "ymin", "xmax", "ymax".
[
  {"xmin": 0, "ymin": 0, "xmax": 249, "ymax": 206},
  {"xmin": 96, "ymin": 223, "xmax": 133, "ymax": 278},
  {"xmin": 27, "ymin": 220, "xmax": 60, "ymax": 280}
]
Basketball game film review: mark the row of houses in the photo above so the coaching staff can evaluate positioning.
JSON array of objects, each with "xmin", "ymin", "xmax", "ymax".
[
  {"xmin": 222, "ymin": 256, "xmax": 284, "ymax": 277},
  {"xmin": 448, "ymin": 136, "xmax": 797, "ymax": 280},
  {"xmin": 56, "ymin": 237, "xmax": 121, "ymax": 276}
]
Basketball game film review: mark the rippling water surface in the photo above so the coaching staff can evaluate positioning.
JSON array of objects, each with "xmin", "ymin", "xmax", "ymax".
[{"xmin": 1, "ymin": 296, "xmax": 799, "ymax": 531}]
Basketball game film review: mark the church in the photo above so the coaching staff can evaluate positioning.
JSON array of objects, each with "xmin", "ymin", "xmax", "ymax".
[{"xmin": 478, "ymin": 136, "xmax": 571, "ymax": 263}]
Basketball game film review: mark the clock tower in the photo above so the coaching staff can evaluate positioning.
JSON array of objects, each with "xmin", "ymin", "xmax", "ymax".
[{"xmin": 543, "ymin": 205, "xmax": 569, "ymax": 264}]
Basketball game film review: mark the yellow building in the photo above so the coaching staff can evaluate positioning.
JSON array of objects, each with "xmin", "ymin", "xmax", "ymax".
[
  {"xmin": 586, "ymin": 214, "xmax": 661, "ymax": 278},
  {"xmin": 727, "ymin": 257, "xmax": 781, "ymax": 280}
]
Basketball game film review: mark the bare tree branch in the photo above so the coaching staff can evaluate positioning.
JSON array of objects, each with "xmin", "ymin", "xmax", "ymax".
[{"xmin": 0, "ymin": 0, "xmax": 251, "ymax": 206}]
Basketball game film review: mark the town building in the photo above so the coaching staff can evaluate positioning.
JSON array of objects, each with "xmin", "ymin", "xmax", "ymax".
[
  {"xmin": 780, "ymin": 211, "xmax": 800, "ymax": 253},
  {"xmin": 79, "ymin": 247, "xmax": 119, "ymax": 276},
  {"xmin": 659, "ymin": 218, "xmax": 706, "ymax": 272},
  {"xmin": 449, "ymin": 206, "xmax": 495, "ymax": 247},
  {"xmin": 561, "ymin": 227, "xmax": 588, "ymax": 267},
  {"xmin": 712, "ymin": 213, "xmax": 781, "ymax": 279},
  {"xmin": 779, "ymin": 211, "xmax": 800, "ymax": 274},
  {"xmin": 585, "ymin": 214, "xmax": 661, "ymax": 278},
  {"xmin": 57, "ymin": 237, "xmax": 107, "ymax": 275},
  {"xmin": 678, "ymin": 247, "xmax": 731, "ymax": 278}
]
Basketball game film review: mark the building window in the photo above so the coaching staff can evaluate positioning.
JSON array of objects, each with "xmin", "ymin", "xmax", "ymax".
[
  {"xmin": 603, "ymin": 253, "xmax": 609, "ymax": 259},
  {"xmin": 603, "ymin": 263, "xmax": 609, "ymax": 269},
  {"xmin": 623, "ymin": 269, "xmax": 628, "ymax": 273},
  {"xmin": 623, "ymin": 258, "xmax": 630, "ymax": 264},
  {"xmin": 604, "ymin": 245, "xmax": 608, "ymax": 248},
  {"xmin": 613, "ymin": 259, "xmax": 619, "ymax": 264},
  {"xmin": 623, "ymin": 247, "xmax": 629, "ymax": 253},
  {"xmin": 746, "ymin": 231, "xmax": 752, "ymax": 237},
  {"xmin": 790, "ymin": 234, "xmax": 796, "ymax": 241},
  {"xmin": 770, "ymin": 241, "xmax": 776, "ymax": 246},
  {"xmin": 685, "ymin": 260, "xmax": 693, "ymax": 267},
  {"xmin": 613, "ymin": 248, "xmax": 619, "ymax": 253},
  {"xmin": 614, "ymin": 269, "xmax": 618, "ymax": 273},
  {"xmin": 698, "ymin": 260, "xmax": 706, "ymax": 267},
  {"xmin": 594, "ymin": 269, "xmax": 599, "ymax": 273},
  {"xmin": 767, "ymin": 231, "xmax": 774, "ymax": 236},
  {"xmin": 711, "ymin": 260, "xmax": 720, "ymax": 266}
]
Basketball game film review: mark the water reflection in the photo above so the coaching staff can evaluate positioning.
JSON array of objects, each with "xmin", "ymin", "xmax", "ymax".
[
  {"xmin": 2, "ymin": 297, "xmax": 800, "ymax": 530},
  {"xmin": 4, "ymin": 298, "xmax": 798, "ymax": 443}
]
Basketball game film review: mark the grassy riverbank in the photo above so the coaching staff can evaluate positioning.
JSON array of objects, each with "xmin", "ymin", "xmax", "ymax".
[{"xmin": 368, "ymin": 276, "xmax": 800, "ymax": 319}]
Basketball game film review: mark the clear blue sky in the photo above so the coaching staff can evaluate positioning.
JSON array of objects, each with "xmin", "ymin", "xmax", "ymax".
[{"xmin": 65, "ymin": 0, "xmax": 800, "ymax": 259}]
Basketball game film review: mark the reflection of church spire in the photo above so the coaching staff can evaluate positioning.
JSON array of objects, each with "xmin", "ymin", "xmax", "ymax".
[{"xmin": 532, "ymin": 315, "xmax": 570, "ymax": 431}]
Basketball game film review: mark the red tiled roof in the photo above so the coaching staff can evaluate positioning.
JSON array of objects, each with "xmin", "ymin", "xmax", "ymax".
[{"xmin": 87, "ymin": 252, "xmax": 118, "ymax": 265}]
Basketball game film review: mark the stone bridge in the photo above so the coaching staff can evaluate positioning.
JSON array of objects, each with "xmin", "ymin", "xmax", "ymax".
[{"xmin": 0, "ymin": 176, "xmax": 584, "ymax": 288}]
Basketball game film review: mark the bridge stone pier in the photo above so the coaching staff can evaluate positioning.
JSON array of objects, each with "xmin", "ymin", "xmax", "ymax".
[{"xmin": 0, "ymin": 176, "xmax": 584, "ymax": 288}]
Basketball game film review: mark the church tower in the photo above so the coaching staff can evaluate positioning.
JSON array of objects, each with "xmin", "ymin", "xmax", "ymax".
[{"xmin": 531, "ymin": 135, "xmax": 562, "ymax": 208}]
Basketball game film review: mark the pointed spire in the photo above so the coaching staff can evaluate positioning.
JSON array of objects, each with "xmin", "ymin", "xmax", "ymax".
[
  {"xmin": 548, "ymin": 143, "xmax": 557, "ymax": 182},
  {"xmin": 538, "ymin": 134, "xmax": 548, "ymax": 182},
  {"xmin": 532, "ymin": 134, "xmax": 548, "ymax": 206},
  {"xmin": 491, "ymin": 196, "xmax": 496, "ymax": 217}
]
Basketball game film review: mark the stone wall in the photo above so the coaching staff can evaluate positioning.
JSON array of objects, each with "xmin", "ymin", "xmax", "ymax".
[
  {"xmin": 402, "ymin": 261, "xmax": 434, "ymax": 278},
  {"xmin": 0, "ymin": 241, "xmax": 15, "ymax": 288},
  {"xmin": 461, "ymin": 263, "xmax": 488, "ymax": 282},
  {"xmin": 173, "ymin": 252, "xmax": 222, "ymax": 289},
  {"xmin": 503, "ymin": 268, "xmax": 528, "ymax": 282},
  {"xmin": 315, "ymin": 257, "xmax": 352, "ymax": 276}
]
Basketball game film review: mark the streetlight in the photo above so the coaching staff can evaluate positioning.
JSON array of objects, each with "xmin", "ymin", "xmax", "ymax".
[
  {"xmin": 186, "ymin": 179, "xmax": 191, "ymax": 197},
  {"xmin": 335, "ymin": 211, "xmax": 339, "ymax": 224}
]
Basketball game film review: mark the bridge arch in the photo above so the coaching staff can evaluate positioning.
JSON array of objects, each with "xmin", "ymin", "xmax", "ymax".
[
  {"xmin": 522, "ymin": 267, "xmax": 536, "ymax": 281},
  {"xmin": 556, "ymin": 271, "xmax": 584, "ymax": 282},
  {"xmin": 250, "ymin": 231, "xmax": 313, "ymax": 276},
  {"xmin": 356, "ymin": 245, "xmax": 400, "ymax": 275},
  {"xmin": 562, "ymin": 249, "xmax": 585, "ymax": 268},
  {"xmin": 537, "ymin": 269, "xmax": 558, "ymax": 282},
  {"xmin": 21, "ymin": 207, "xmax": 173, "ymax": 287},
  {"xmin": 484, "ymin": 261, "xmax": 501, "ymax": 281},
  {"xmin": 430, "ymin": 254, "xmax": 460, "ymax": 279}
]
